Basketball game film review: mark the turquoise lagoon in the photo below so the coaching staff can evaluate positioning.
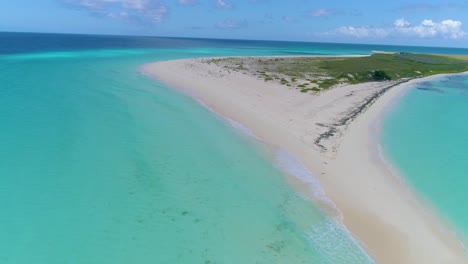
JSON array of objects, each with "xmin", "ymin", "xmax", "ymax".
[{"xmin": 381, "ymin": 74, "xmax": 468, "ymax": 248}]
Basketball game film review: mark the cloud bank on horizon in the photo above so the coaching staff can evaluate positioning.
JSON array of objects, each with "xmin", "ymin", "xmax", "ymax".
[
  {"xmin": 63, "ymin": 0, "xmax": 169, "ymax": 23},
  {"xmin": 328, "ymin": 18, "xmax": 466, "ymax": 40},
  {"xmin": 1, "ymin": 0, "xmax": 467, "ymax": 47}
]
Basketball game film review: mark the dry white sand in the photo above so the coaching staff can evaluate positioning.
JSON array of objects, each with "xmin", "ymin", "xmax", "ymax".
[{"xmin": 142, "ymin": 58, "xmax": 468, "ymax": 264}]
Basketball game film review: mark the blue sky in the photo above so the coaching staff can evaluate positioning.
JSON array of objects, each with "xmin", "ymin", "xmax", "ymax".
[{"xmin": 1, "ymin": 0, "xmax": 468, "ymax": 47}]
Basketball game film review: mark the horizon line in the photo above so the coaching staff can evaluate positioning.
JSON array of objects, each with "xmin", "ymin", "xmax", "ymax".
[{"xmin": 2, "ymin": 30, "xmax": 468, "ymax": 50}]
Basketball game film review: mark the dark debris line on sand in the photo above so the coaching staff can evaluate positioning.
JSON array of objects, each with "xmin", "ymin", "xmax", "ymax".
[{"xmin": 314, "ymin": 79, "xmax": 413, "ymax": 153}]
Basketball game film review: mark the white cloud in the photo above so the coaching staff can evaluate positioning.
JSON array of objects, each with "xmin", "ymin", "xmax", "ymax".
[
  {"xmin": 216, "ymin": 0, "xmax": 233, "ymax": 9},
  {"xmin": 143, "ymin": 3, "xmax": 167, "ymax": 22},
  {"xmin": 63, "ymin": 0, "xmax": 168, "ymax": 23},
  {"xmin": 178, "ymin": 0, "xmax": 197, "ymax": 6},
  {"xmin": 400, "ymin": 3, "xmax": 467, "ymax": 13},
  {"xmin": 66, "ymin": 0, "xmax": 147, "ymax": 10},
  {"xmin": 282, "ymin": 16, "xmax": 299, "ymax": 24},
  {"xmin": 107, "ymin": 11, "xmax": 129, "ymax": 19},
  {"xmin": 394, "ymin": 18, "xmax": 410, "ymax": 27},
  {"xmin": 334, "ymin": 26, "xmax": 389, "ymax": 38},
  {"xmin": 215, "ymin": 19, "xmax": 247, "ymax": 29},
  {"xmin": 394, "ymin": 19, "xmax": 466, "ymax": 39},
  {"xmin": 311, "ymin": 8, "xmax": 333, "ymax": 17},
  {"xmin": 326, "ymin": 18, "xmax": 466, "ymax": 39}
]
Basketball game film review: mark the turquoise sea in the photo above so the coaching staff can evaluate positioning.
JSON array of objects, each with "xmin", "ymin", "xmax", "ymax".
[
  {"xmin": 381, "ymin": 74, "xmax": 468, "ymax": 249},
  {"xmin": 1, "ymin": 32, "xmax": 468, "ymax": 263}
]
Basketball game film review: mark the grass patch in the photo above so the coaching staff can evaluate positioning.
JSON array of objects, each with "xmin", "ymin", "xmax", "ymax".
[
  {"xmin": 316, "ymin": 53, "xmax": 468, "ymax": 81},
  {"xmin": 206, "ymin": 53, "xmax": 468, "ymax": 91},
  {"xmin": 318, "ymin": 79, "xmax": 338, "ymax": 89}
]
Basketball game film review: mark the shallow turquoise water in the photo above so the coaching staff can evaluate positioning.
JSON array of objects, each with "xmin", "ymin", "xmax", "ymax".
[
  {"xmin": 4, "ymin": 32, "xmax": 468, "ymax": 263},
  {"xmin": 0, "ymin": 34, "xmax": 378, "ymax": 263},
  {"xmin": 381, "ymin": 75, "xmax": 468, "ymax": 245}
]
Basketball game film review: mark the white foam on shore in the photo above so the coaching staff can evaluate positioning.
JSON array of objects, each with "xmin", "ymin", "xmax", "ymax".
[
  {"xmin": 273, "ymin": 149, "xmax": 334, "ymax": 205},
  {"xmin": 225, "ymin": 117, "xmax": 262, "ymax": 141},
  {"xmin": 190, "ymin": 96, "xmax": 263, "ymax": 141},
  {"xmin": 273, "ymin": 150, "xmax": 374, "ymax": 263},
  {"xmin": 307, "ymin": 218, "xmax": 375, "ymax": 264}
]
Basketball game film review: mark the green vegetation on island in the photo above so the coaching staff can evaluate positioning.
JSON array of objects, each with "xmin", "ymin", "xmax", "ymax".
[{"xmin": 207, "ymin": 53, "xmax": 468, "ymax": 93}]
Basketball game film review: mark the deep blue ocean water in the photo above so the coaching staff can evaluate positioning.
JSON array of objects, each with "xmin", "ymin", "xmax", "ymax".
[{"xmin": 1, "ymin": 32, "xmax": 468, "ymax": 263}]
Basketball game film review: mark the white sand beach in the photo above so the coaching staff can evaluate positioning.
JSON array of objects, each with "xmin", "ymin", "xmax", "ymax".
[{"xmin": 142, "ymin": 58, "xmax": 468, "ymax": 264}]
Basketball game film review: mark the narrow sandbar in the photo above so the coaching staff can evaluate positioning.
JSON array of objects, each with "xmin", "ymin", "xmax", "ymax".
[{"xmin": 142, "ymin": 57, "xmax": 468, "ymax": 264}]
